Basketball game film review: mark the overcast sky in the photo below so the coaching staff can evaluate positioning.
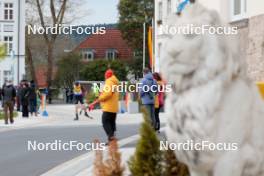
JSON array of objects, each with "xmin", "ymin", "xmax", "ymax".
[{"xmin": 75, "ymin": 0, "xmax": 119, "ymax": 25}]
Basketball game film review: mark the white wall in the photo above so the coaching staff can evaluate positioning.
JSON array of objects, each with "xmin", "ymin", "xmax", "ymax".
[
  {"xmin": 0, "ymin": 0, "xmax": 25, "ymax": 86},
  {"xmin": 247, "ymin": 0, "xmax": 264, "ymax": 18}
]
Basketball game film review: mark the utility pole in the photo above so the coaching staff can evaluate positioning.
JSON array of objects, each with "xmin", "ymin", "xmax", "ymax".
[{"xmin": 143, "ymin": 22, "xmax": 146, "ymax": 73}]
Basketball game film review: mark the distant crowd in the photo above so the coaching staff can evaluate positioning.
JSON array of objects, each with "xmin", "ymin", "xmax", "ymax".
[{"xmin": 0, "ymin": 80, "xmax": 41, "ymax": 125}]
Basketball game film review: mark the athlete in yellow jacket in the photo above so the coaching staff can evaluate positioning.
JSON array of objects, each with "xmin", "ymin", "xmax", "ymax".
[{"xmin": 89, "ymin": 69, "xmax": 119, "ymax": 142}]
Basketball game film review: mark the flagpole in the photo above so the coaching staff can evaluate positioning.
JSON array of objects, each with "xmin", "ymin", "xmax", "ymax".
[
  {"xmin": 152, "ymin": 18, "xmax": 155, "ymax": 73},
  {"xmin": 143, "ymin": 22, "xmax": 146, "ymax": 73}
]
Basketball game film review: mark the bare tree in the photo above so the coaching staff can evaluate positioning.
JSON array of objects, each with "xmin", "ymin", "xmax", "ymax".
[{"xmin": 25, "ymin": 0, "xmax": 89, "ymax": 89}]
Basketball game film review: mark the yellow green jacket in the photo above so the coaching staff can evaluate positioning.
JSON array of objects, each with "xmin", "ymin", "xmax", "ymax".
[{"xmin": 98, "ymin": 75, "xmax": 119, "ymax": 113}]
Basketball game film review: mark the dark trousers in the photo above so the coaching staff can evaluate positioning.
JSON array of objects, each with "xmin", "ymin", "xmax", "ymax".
[
  {"xmin": 155, "ymin": 107, "xmax": 161, "ymax": 131},
  {"xmin": 17, "ymin": 98, "xmax": 21, "ymax": 111},
  {"xmin": 4, "ymin": 101, "xmax": 14, "ymax": 124},
  {"xmin": 144, "ymin": 104, "xmax": 156, "ymax": 128},
  {"xmin": 29, "ymin": 99, "xmax": 37, "ymax": 114},
  {"xmin": 22, "ymin": 105, "xmax": 29, "ymax": 117},
  {"xmin": 102, "ymin": 112, "xmax": 117, "ymax": 141}
]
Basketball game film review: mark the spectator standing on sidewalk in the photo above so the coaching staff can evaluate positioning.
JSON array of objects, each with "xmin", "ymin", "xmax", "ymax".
[
  {"xmin": 89, "ymin": 69, "xmax": 119, "ymax": 143},
  {"xmin": 153, "ymin": 72, "xmax": 165, "ymax": 133},
  {"xmin": 139, "ymin": 68, "xmax": 158, "ymax": 128},
  {"xmin": 21, "ymin": 82, "xmax": 30, "ymax": 118},
  {"xmin": 2, "ymin": 80, "xmax": 16, "ymax": 125},
  {"xmin": 28, "ymin": 81, "xmax": 37, "ymax": 117},
  {"xmin": 16, "ymin": 81, "xmax": 23, "ymax": 112}
]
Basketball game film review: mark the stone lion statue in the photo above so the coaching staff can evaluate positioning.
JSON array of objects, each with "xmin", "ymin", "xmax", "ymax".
[{"xmin": 161, "ymin": 1, "xmax": 264, "ymax": 176}]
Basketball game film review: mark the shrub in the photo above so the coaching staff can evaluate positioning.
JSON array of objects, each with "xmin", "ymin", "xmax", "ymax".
[
  {"xmin": 128, "ymin": 108, "xmax": 163, "ymax": 176},
  {"xmin": 93, "ymin": 139, "xmax": 124, "ymax": 176}
]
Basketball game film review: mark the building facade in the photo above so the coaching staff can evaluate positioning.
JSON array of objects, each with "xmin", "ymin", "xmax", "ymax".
[
  {"xmin": 0, "ymin": 0, "xmax": 25, "ymax": 86},
  {"xmin": 155, "ymin": 0, "xmax": 264, "ymax": 81}
]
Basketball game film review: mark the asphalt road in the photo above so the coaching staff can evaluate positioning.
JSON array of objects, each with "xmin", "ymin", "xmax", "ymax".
[{"xmin": 0, "ymin": 125, "xmax": 140, "ymax": 176}]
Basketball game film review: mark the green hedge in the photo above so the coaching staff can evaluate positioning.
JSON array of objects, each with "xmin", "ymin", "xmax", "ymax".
[
  {"xmin": 80, "ymin": 59, "xmax": 128, "ymax": 81},
  {"xmin": 0, "ymin": 111, "xmax": 18, "ymax": 120}
]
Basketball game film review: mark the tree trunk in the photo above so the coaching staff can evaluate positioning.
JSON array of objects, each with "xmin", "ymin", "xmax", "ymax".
[
  {"xmin": 25, "ymin": 33, "xmax": 37, "ymax": 87},
  {"xmin": 46, "ymin": 42, "xmax": 54, "ymax": 104},
  {"xmin": 46, "ymin": 42, "xmax": 54, "ymax": 89}
]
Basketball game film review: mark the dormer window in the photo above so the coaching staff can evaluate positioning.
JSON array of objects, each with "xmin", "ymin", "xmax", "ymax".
[
  {"xmin": 82, "ymin": 49, "xmax": 94, "ymax": 61},
  {"xmin": 106, "ymin": 49, "xmax": 117, "ymax": 60}
]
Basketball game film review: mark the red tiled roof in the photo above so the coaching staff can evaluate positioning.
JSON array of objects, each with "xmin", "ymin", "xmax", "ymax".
[{"xmin": 76, "ymin": 29, "xmax": 133, "ymax": 60}]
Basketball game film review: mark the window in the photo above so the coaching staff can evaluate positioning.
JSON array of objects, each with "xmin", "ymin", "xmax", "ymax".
[
  {"xmin": 158, "ymin": 2, "xmax": 163, "ymax": 21},
  {"xmin": 82, "ymin": 50, "xmax": 94, "ymax": 61},
  {"xmin": 106, "ymin": 49, "xmax": 117, "ymax": 60},
  {"xmin": 167, "ymin": 0, "xmax": 172, "ymax": 15},
  {"xmin": 4, "ymin": 36, "xmax": 13, "ymax": 54},
  {"xmin": 4, "ymin": 3, "xmax": 14, "ymax": 20},
  {"xmin": 231, "ymin": 0, "xmax": 247, "ymax": 21}
]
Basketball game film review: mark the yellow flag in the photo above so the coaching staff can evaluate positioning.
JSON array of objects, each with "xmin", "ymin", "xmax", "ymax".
[
  {"xmin": 0, "ymin": 43, "xmax": 6, "ymax": 60},
  {"xmin": 148, "ymin": 27, "xmax": 153, "ymax": 68}
]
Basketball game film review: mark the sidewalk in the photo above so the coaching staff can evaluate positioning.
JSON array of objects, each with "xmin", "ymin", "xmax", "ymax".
[{"xmin": 0, "ymin": 111, "xmax": 54, "ymax": 132}]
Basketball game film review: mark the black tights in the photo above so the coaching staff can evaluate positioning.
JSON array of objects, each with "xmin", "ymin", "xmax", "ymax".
[{"xmin": 102, "ymin": 112, "xmax": 117, "ymax": 141}]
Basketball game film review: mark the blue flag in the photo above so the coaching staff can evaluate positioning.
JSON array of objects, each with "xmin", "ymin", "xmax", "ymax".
[{"xmin": 177, "ymin": 0, "xmax": 190, "ymax": 13}]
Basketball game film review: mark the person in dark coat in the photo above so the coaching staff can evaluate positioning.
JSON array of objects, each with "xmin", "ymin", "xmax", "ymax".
[
  {"xmin": 16, "ymin": 82, "xmax": 23, "ymax": 111},
  {"xmin": 29, "ymin": 82, "xmax": 37, "ymax": 117},
  {"xmin": 21, "ymin": 82, "xmax": 30, "ymax": 118},
  {"xmin": 2, "ymin": 80, "xmax": 16, "ymax": 125}
]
